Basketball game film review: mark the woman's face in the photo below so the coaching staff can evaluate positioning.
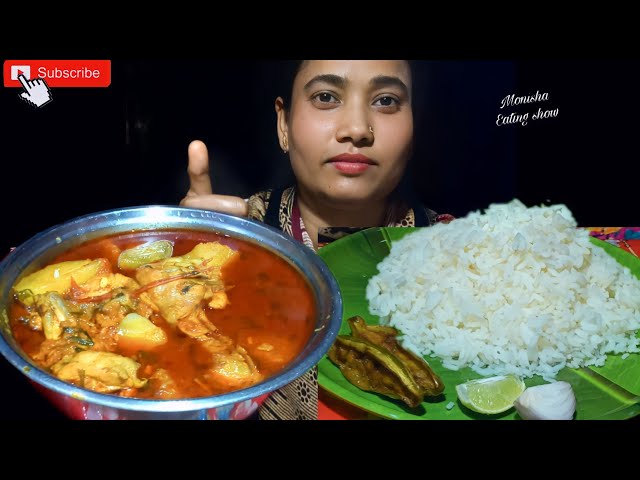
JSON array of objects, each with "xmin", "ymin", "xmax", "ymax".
[{"xmin": 277, "ymin": 60, "xmax": 413, "ymax": 207}]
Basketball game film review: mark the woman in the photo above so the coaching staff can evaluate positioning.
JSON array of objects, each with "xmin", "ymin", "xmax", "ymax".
[{"xmin": 181, "ymin": 60, "xmax": 452, "ymax": 420}]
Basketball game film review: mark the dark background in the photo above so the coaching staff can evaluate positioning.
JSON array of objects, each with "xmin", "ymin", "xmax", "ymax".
[
  {"xmin": 0, "ymin": 59, "xmax": 638, "ymax": 419},
  {"xmin": 2, "ymin": 60, "xmax": 638, "ymax": 255}
]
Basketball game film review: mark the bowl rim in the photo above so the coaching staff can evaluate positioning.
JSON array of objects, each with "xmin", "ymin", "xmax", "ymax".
[{"xmin": 0, "ymin": 205, "xmax": 342, "ymax": 413}]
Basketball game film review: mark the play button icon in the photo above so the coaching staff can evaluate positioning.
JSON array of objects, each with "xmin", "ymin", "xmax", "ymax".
[{"xmin": 11, "ymin": 65, "xmax": 31, "ymax": 81}]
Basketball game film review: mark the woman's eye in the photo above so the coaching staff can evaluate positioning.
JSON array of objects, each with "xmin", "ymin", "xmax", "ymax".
[
  {"xmin": 374, "ymin": 96, "xmax": 399, "ymax": 107},
  {"xmin": 312, "ymin": 92, "xmax": 339, "ymax": 104}
]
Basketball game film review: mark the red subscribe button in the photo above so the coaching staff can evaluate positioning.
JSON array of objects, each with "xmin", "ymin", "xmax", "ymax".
[{"xmin": 3, "ymin": 60, "xmax": 111, "ymax": 88}]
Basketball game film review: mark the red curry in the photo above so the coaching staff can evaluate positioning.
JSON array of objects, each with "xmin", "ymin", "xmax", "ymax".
[{"xmin": 8, "ymin": 230, "xmax": 316, "ymax": 399}]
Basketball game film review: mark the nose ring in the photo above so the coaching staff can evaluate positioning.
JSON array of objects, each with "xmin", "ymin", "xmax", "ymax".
[{"xmin": 369, "ymin": 125, "xmax": 374, "ymax": 134}]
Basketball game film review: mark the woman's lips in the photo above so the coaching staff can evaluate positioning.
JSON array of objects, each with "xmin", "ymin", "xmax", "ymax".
[{"xmin": 328, "ymin": 153, "xmax": 375, "ymax": 174}]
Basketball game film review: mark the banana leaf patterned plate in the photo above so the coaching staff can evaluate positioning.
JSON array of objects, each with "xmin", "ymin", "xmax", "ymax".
[{"xmin": 317, "ymin": 227, "xmax": 640, "ymax": 420}]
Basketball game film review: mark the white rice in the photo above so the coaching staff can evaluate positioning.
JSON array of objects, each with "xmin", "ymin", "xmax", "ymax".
[{"xmin": 366, "ymin": 199, "xmax": 640, "ymax": 381}]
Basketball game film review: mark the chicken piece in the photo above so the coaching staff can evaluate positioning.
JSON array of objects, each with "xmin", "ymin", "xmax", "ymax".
[
  {"xmin": 205, "ymin": 346, "xmax": 263, "ymax": 391},
  {"xmin": 50, "ymin": 288, "xmax": 152, "ymax": 355},
  {"xmin": 95, "ymin": 291, "xmax": 138, "ymax": 328},
  {"xmin": 89, "ymin": 326, "xmax": 121, "ymax": 353},
  {"xmin": 136, "ymin": 292, "xmax": 159, "ymax": 315},
  {"xmin": 135, "ymin": 242, "xmax": 237, "ymax": 324},
  {"xmin": 239, "ymin": 331, "xmax": 297, "ymax": 372},
  {"xmin": 72, "ymin": 273, "xmax": 141, "ymax": 302},
  {"xmin": 64, "ymin": 283, "xmax": 158, "ymax": 354},
  {"xmin": 32, "ymin": 292, "xmax": 76, "ymax": 340},
  {"xmin": 34, "ymin": 340, "xmax": 83, "ymax": 368},
  {"xmin": 176, "ymin": 310, "xmax": 220, "ymax": 337},
  {"xmin": 148, "ymin": 368, "xmax": 181, "ymax": 399},
  {"xmin": 135, "ymin": 242, "xmax": 259, "ymax": 390},
  {"xmin": 51, "ymin": 350, "xmax": 147, "ymax": 393},
  {"xmin": 176, "ymin": 311, "xmax": 263, "ymax": 390},
  {"xmin": 209, "ymin": 290, "xmax": 230, "ymax": 310},
  {"xmin": 135, "ymin": 271, "xmax": 211, "ymax": 324},
  {"xmin": 32, "ymin": 319, "xmax": 96, "ymax": 368}
]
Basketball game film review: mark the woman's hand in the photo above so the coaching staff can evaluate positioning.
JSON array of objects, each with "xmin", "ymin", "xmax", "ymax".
[{"xmin": 179, "ymin": 140, "xmax": 248, "ymax": 216}]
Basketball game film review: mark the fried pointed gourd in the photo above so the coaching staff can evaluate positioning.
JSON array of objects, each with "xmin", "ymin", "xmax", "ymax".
[
  {"xmin": 327, "ymin": 316, "xmax": 444, "ymax": 408},
  {"xmin": 117, "ymin": 240, "xmax": 174, "ymax": 270},
  {"xmin": 329, "ymin": 337, "xmax": 426, "ymax": 408},
  {"xmin": 348, "ymin": 316, "xmax": 444, "ymax": 397}
]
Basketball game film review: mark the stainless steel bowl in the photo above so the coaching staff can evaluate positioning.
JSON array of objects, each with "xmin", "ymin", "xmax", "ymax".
[{"xmin": 0, "ymin": 206, "xmax": 342, "ymax": 420}]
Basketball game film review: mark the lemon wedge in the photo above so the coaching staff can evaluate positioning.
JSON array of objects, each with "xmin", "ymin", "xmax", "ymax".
[{"xmin": 456, "ymin": 375, "xmax": 525, "ymax": 415}]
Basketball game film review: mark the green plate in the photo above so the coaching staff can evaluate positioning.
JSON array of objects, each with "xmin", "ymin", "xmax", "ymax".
[{"xmin": 317, "ymin": 227, "xmax": 640, "ymax": 420}]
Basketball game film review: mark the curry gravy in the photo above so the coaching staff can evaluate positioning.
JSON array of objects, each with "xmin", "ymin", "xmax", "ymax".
[{"xmin": 9, "ymin": 229, "xmax": 316, "ymax": 399}]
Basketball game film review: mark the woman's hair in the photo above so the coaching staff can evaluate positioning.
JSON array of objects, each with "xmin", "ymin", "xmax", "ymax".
[{"xmin": 276, "ymin": 60, "xmax": 306, "ymax": 112}]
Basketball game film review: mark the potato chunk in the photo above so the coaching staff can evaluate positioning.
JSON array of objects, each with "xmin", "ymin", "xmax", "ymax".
[
  {"xmin": 14, "ymin": 259, "xmax": 110, "ymax": 302},
  {"xmin": 118, "ymin": 312, "xmax": 167, "ymax": 349}
]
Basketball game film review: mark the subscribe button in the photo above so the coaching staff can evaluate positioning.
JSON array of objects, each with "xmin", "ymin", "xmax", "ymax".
[{"xmin": 3, "ymin": 60, "xmax": 111, "ymax": 88}]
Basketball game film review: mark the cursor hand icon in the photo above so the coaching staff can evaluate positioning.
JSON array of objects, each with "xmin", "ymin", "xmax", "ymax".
[{"xmin": 18, "ymin": 74, "xmax": 53, "ymax": 108}]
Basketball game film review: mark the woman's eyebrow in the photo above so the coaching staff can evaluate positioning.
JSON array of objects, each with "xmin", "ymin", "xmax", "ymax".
[
  {"xmin": 302, "ymin": 73, "xmax": 409, "ymax": 96},
  {"xmin": 369, "ymin": 75, "xmax": 409, "ymax": 96},
  {"xmin": 303, "ymin": 74, "xmax": 346, "ymax": 91}
]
